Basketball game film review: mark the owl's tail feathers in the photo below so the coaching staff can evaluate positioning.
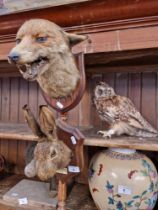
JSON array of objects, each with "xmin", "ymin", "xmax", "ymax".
[
  {"xmin": 132, "ymin": 127, "xmax": 158, "ymax": 138},
  {"xmin": 129, "ymin": 116, "xmax": 158, "ymax": 137}
]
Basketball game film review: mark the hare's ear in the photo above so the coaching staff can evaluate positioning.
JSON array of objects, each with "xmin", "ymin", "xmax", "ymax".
[
  {"xmin": 64, "ymin": 32, "xmax": 88, "ymax": 47},
  {"xmin": 39, "ymin": 105, "xmax": 56, "ymax": 136},
  {"xmin": 23, "ymin": 105, "xmax": 45, "ymax": 138}
]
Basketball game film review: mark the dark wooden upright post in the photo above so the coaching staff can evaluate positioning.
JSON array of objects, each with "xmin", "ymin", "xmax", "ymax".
[
  {"xmin": 57, "ymin": 180, "xmax": 67, "ymax": 210},
  {"xmin": 57, "ymin": 113, "xmax": 68, "ymax": 210}
]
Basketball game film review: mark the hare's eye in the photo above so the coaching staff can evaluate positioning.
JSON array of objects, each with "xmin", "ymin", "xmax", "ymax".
[{"xmin": 50, "ymin": 150, "xmax": 56, "ymax": 158}]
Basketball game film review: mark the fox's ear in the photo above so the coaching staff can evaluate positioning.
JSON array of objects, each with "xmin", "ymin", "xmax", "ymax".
[{"xmin": 64, "ymin": 32, "xmax": 88, "ymax": 46}]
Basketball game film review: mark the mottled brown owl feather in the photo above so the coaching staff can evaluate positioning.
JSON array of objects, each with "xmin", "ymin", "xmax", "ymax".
[{"xmin": 94, "ymin": 95, "xmax": 158, "ymax": 136}]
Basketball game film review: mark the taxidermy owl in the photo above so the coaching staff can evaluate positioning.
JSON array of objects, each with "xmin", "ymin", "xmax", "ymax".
[
  {"xmin": 94, "ymin": 82, "xmax": 158, "ymax": 138},
  {"xmin": 23, "ymin": 105, "xmax": 72, "ymax": 181},
  {"xmin": 8, "ymin": 19, "xmax": 88, "ymax": 98}
]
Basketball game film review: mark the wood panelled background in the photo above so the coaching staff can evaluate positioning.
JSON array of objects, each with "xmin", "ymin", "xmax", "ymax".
[
  {"xmin": 0, "ymin": 70, "xmax": 157, "ymax": 174},
  {"xmin": 0, "ymin": 77, "xmax": 46, "ymax": 174}
]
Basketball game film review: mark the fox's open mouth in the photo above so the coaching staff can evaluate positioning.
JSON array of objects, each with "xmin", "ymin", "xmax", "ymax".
[{"xmin": 18, "ymin": 56, "xmax": 49, "ymax": 81}]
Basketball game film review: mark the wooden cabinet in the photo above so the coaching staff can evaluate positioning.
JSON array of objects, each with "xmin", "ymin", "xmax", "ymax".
[{"xmin": 0, "ymin": 0, "xmax": 158, "ymax": 209}]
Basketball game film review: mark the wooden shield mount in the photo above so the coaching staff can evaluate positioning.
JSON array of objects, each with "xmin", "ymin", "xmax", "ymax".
[
  {"xmin": 43, "ymin": 52, "xmax": 86, "ymax": 114},
  {"xmin": 42, "ymin": 52, "xmax": 86, "ymax": 184},
  {"xmin": 56, "ymin": 119, "xmax": 85, "ymax": 183}
]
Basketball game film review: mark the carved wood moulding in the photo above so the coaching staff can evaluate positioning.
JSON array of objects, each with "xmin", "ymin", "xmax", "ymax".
[
  {"xmin": 0, "ymin": 0, "xmax": 90, "ymax": 16},
  {"xmin": 0, "ymin": 0, "xmax": 158, "ymax": 36},
  {"xmin": 0, "ymin": 0, "xmax": 158, "ymax": 63}
]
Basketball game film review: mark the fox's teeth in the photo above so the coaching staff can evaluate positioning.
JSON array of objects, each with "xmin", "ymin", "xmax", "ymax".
[
  {"xmin": 17, "ymin": 65, "xmax": 26, "ymax": 76},
  {"xmin": 25, "ymin": 64, "xmax": 32, "ymax": 75},
  {"xmin": 19, "ymin": 69, "xmax": 24, "ymax": 76},
  {"xmin": 29, "ymin": 68, "xmax": 32, "ymax": 75},
  {"xmin": 25, "ymin": 64, "xmax": 30, "ymax": 68},
  {"xmin": 17, "ymin": 57, "xmax": 48, "ymax": 80},
  {"xmin": 17, "ymin": 65, "xmax": 22, "ymax": 72},
  {"xmin": 8, "ymin": 57, "xmax": 12, "ymax": 64}
]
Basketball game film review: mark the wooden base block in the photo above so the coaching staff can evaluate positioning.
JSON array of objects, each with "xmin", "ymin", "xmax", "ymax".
[{"xmin": 3, "ymin": 179, "xmax": 57, "ymax": 210}]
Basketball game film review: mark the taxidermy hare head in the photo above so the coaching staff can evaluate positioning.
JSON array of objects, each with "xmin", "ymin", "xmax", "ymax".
[{"xmin": 23, "ymin": 105, "xmax": 72, "ymax": 181}]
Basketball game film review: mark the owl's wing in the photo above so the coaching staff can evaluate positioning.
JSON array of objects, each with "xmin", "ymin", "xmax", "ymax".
[
  {"xmin": 118, "ymin": 96, "xmax": 158, "ymax": 134},
  {"xmin": 94, "ymin": 96, "xmax": 158, "ymax": 134},
  {"xmin": 94, "ymin": 97, "xmax": 116, "ymax": 124}
]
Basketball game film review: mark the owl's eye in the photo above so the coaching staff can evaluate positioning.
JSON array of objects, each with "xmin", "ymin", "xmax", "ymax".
[
  {"xmin": 36, "ymin": 37, "xmax": 48, "ymax": 43},
  {"xmin": 98, "ymin": 89, "xmax": 103, "ymax": 95},
  {"xmin": 50, "ymin": 150, "xmax": 56, "ymax": 158}
]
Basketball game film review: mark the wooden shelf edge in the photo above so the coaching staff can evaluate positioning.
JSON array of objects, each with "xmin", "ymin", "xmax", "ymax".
[
  {"xmin": 0, "ymin": 123, "xmax": 157, "ymax": 151},
  {"xmin": 84, "ymin": 137, "xmax": 158, "ymax": 151},
  {"xmin": 82, "ymin": 129, "xmax": 158, "ymax": 151},
  {"xmin": 0, "ymin": 133, "xmax": 38, "ymax": 141},
  {"xmin": 0, "ymin": 122, "xmax": 38, "ymax": 141}
]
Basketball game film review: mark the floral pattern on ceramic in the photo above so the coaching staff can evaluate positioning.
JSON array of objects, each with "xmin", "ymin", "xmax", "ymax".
[{"xmin": 88, "ymin": 148, "xmax": 158, "ymax": 210}]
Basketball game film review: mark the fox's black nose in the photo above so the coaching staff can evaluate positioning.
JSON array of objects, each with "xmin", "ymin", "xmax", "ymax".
[{"xmin": 8, "ymin": 52, "xmax": 20, "ymax": 63}]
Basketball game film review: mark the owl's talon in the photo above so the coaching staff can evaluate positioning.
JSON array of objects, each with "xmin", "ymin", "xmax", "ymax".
[{"xmin": 97, "ymin": 131, "xmax": 111, "ymax": 138}]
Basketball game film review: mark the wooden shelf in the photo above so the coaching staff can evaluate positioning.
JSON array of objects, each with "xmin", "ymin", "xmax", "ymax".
[
  {"xmin": 0, "ymin": 123, "xmax": 158, "ymax": 151},
  {"xmin": 83, "ymin": 128, "xmax": 158, "ymax": 151},
  {"xmin": 0, "ymin": 174, "xmax": 97, "ymax": 210},
  {"xmin": 0, "ymin": 123, "xmax": 37, "ymax": 141}
]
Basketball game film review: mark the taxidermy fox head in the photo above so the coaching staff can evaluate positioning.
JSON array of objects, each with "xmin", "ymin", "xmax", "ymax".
[{"xmin": 8, "ymin": 19, "xmax": 87, "ymax": 98}]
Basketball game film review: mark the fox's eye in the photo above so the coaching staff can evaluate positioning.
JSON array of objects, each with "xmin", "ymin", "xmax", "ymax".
[
  {"xmin": 36, "ymin": 37, "xmax": 48, "ymax": 43},
  {"xmin": 16, "ymin": 38, "xmax": 21, "ymax": 45}
]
